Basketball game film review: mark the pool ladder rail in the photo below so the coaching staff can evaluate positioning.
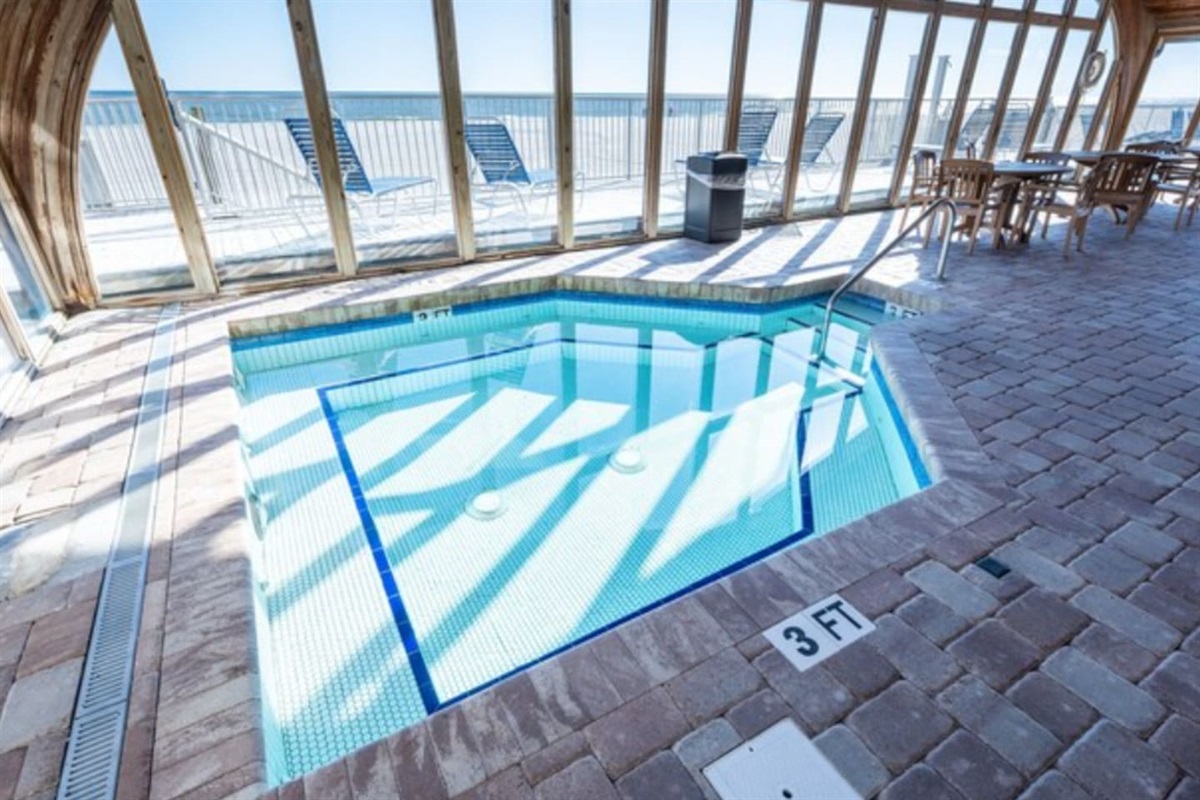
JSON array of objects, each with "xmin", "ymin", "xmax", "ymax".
[{"xmin": 813, "ymin": 197, "xmax": 957, "ymax": 366}]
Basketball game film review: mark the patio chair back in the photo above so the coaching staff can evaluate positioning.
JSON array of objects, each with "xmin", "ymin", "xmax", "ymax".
[
  {"xmin": 1022, "ymin": 150, "xmax": 1071, "ymax": 166},
  {"xmin": 799, "ymin": 113, "xmax": 845, "ymax": 165},
  {"xmin": 938, "ymin": 159, "xmax": 996, "ymax": 205},
  {"xmin": 1125, "ymin": 140, "xmax": 1179, "ymax": 155},
  {"xmin": 464, "ymin": 119, "xmax": 532, "ymax": 185},
  {"xmin": 737, "ymin": 108, "xmax": 778, "ymax": 167},
  {"xmin": 284, "ymin": 117, "xmax": 374, "ymax": 194},
  {"xmin": 1084, "ymin": 153, "xmax": 1159, "ymax": 208},
  {"xmin": 912, "ymin": 149, "xmax": 938, "ymax": 190}
]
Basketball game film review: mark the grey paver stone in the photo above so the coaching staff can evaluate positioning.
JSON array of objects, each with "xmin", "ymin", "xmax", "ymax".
[
  {"xmin": 1060, "ymin": 721, "xmax": 1179, "ymax": 800},
  {"xmin": 388, "ymin": 722, "xmax": 449, "ymax": 800},
  {"xmin": 937, "ymin": 676, "xmax": 1060, "ymax": 776},
  {"xmin": 1071, "ymin": 586, "xmax": 1183, "ymax": 655},
  {"xmin": 822, "ymin": 641, "xmax": 900, "ymax": 700},
  {"xmin": 672, "ymin": 719, "xmax": 741, "ymax": 771},
  {"xmin": 346, "ymin": 741, "xmax": 397, "ymax": 799},
  {"xmin": 753, "ymin": 652, "xmax": 854, "ymax": 731},
  {"xmin": 1017, "ymin": 771, "xmax": 1096, "ymax": 800},
  {"xmin": 1007, "ymin": 672, "xmax": 1096, "ymax": 742},
  {"xmin": 723, "ymin": 688, "xmax": 791, "ymax": 739},
  {"xmin": 867, "ymin": 615, "xmax": 962, "ymax": 693},
  {"xmin": 456, "ymin": 766, "xmax": 533, "ymax": 800},
  {"xmin": 813, "ymin": 725, "xmax": 889, "ymax": 799},
  {"xmin": 534, "ymin": 757, "xmax": 618, "ymax": 800},
  {"xmin": 840, "ymin": 568, "xmax": 917, "ymax": 618},
  {"xmin": 588, "ymin": 632, "xmax": 655, "ymax": 704},
  {"xmin": 1070, "ymin": 544, "xmax": 1153, "ymax": 594},
  {"xmin": 615, "ymin": 751, "xmax": 704, "ymax": 800},
  {"xmin": 905, "ymin": 562, "xmax": 999, "ymax": 620},
  {"xmin": 584, "ymin": 687, "xmax": 690, "ymax": 778},
  {"xmin": 879, "ymin": 765, "xmax": 966, "ymax": 800},
  {"xmin": 896, "ymin": 594, "xmax": 970, "ymax": 646},
  {"xmin": 1074, "ymin": 622, "xmax": 1161, "ymax": 681},
  {"xmin": 845, "ymin": 682, "xmax": 953, "ymax": 772},
  {"xmin": 1108, "ymin": 521, "xmax": 1184, "ymax": 566},
  {"xmin": 429, "ymin": 705, "xmax": 488, "ymax": 796},
  {"xmin": 0, "ymin": 657, "xmax": 82, "ymax": 750},
  {"xmin": 1143, "ymin": 653, "xmax": 1200, "ymax": 723},
  {"xmin": 947, "ymin": 619, "xmax": 1040, "ymax": 689},
  {"xmin": 997, "ymin": 588, "xmax": 1088, "ymax": 650},
  {"xmin": 995, "ymin": 543, "xmax": 1085, "ymax": 596},
  {"xmin": 665, "ymin": 648, "xmax": 762, "ymax": 726},
  {"xmin": 1042, "ymin": 648, "xmax": 1166, "ymax": 735},
  {"xmin": 927, "ymin": 729, "xmax": 1024, "ymax": 800},
  {"xmin": 462, "ymin": 691, "xmax": 526, "ymax": 777},
  {"xmin": 1168, "ymin": 777, "xmax": 1200, "ymax": 800},
  {"xmin": 1151, "ymin": 715, "xmax": 1200, "ymax": 779},
  {"xmin": 1128, "ymin": 584, "xmax": 1200, "ymax": 633},
  {"xmin": 521, "ymin": 732, "xmax": 589, "ymax": 787}
]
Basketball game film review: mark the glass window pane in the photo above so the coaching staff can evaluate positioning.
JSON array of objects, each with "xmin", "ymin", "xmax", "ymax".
[
  {"xmin": 1074, "ymin": 0, "xmax": 1100, "ymax": 18},
  {"xmin": 850, "ymin": 11, "xmax": 928, "ymax": 206},
  {"xmin": 793, "ymin": 4, "xmax": 872, "ymax": 214},
  {"xmin": 741, "ymin": 0, "xmax": 808, "ymax": 220},
  {"xmin": 0, "ymin": 207, "xmax": 53, "ymax": 350},
  {"xmin": 1032, "ymin": 28, "xmax": 1088, "ymax": 147},
  {"xmin": 991, "ymin": 0, "xmax": 1025, "ymax": 9},
  {"xmin": 139, "ymin": 0, "xmax": 340, "ymax": 286},
  {"xmin": 456, "ymin": 0, "xmax": 558, "ymax": 253},
  {"xmin": 1063, "ymin": 17, "xmax": 1114, "ymax": 149},
  {"xmin": 904, "ymin": 16, "xmax": 975, "ymax": 188},
  {"xmin": 1035, "ymin": 0, "xmax": 1066, "ymax": 13},
  {"xmin": 658, "ymin": 0, "xmax": 738, "ymax": 232},
  {"xmin": 0, "ymin": 325, "xmax": 18, "ymax": 392},
  {"xmin": 573, "ymin": 0, "xmax": 651, "ymax": 241},
  {"xmin": 312, "ymin": 0, "xmax": 457, "ymax": 268},
  {"xmin": 953, "ymin": 21, "xmax": 1017, "ymax": 156},
  {"xmin": 992, "ymin": 25, "xmax": 1057, "ymax": 157},
  {"xmin": 82, "ymin": 27, "xmax": 193, "ymax": 297},
  {"xmin": 1126, "ymin": 40, "xmax": 1200, "ymax": 144}
]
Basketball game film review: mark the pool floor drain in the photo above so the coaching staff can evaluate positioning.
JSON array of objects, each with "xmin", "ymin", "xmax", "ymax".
[
  {"xmin": 608, "ymin": 445, "xmax": 646, "ymax": 474},
  {"xmin": 467, "ymin": 491, "xmax": 506, "ymax": 520}
]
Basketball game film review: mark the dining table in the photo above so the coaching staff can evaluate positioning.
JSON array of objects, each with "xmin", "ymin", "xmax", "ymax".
[
  {"xmin": 991, "ymin": 161, "xmax": 1075, "ymax": 244},
  {"xmin": 1064, "ymin": 149, "xmax": 1189, "ymax": 167}
]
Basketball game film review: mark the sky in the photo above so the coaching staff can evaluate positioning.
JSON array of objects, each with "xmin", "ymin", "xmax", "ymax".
[{"xmin": 89, "ymin": 0, "xmax": 1197, "ymax": 103}]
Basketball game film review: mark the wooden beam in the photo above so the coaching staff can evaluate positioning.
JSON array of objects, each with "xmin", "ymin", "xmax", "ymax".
[
  {"xmin": 1083, "ymin": 63, "xmax": 1117, "ymax": 147},
  {"xmin": 1109, "ymin": 29, "xmax": 1158, "ymax": 148},
  {"xmin": 110, "ymin": 0, "xmax": 218, "ymax": 295},
  {"xmin": 1053, "ymin": 0, "xmax": 1110, "ymax": 149},
  {"xmin": 553, "ymin": 0, "xmax": 574, "ymax": 248},
  {"xmin": 888, "ymin": 4, "xmax": 942, "ymax": 206},
  {"xmin": 837, "ymin": 1, "xmax": 887, "ymax": 213},
  {"xmin": 1184, "ymin": 93, "xmax": 1200, "ymax": 143},
  {"xmin": 981, "ymin": 0, "xmax": 1032, "ymax": 160},
  {"xmin": 724, "ymin": 0, "xmax": 755, "ymax": 152},
  {"xmin": 781, "ymin": 0, "xmax": 823, "ymax": 221},
  {"xmin": 286, "ymin": 0, "xmax": 358, "ymax": 278},
  {"xmin": 431, "ymin": 0, "xmax": 476, "ymax": 261},
  {"xmin": 941, "ymin": 7, "xmax": 988, "ymax": 155},
  {"xmin": 642, "ymin": 0, "xmax": 669, "ymax": 238},
  {"xmin": 1021, "ymin": 0, "xmax": 1073, "ymax": 154}
]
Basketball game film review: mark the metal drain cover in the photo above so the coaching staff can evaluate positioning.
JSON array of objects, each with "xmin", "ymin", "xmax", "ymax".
[{"xmin": 703, "ymin": 720, "xmax": 860, "ymax": 800}]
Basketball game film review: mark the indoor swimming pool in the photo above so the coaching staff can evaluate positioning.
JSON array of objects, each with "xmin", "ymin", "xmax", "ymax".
[{"xmin": 231, "ymin": 290, "xmax": 929, "ymax": 782}]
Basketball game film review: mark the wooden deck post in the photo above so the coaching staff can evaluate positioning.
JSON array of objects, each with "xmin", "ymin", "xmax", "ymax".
[
  {"xmin": 431, "ymin": 0, "xmax": 476, "ymax": 261},
  {"xmin": 110, "ymin": 0, "xmax": 219, "ymax": 295},
  {"xmin": 553, "ymin": 0, "xmax": 574, "ymax": 248},
  {"xmin": 781, "ymin": 0, "xmax": 824, "ymax": 221},
  {"xmin": 286, "ymin": 0, "xmax": 358, "ymax": 278},
  {"xmin": 642, "ymin": 0, "xmax": 669, "ymax": 238}
]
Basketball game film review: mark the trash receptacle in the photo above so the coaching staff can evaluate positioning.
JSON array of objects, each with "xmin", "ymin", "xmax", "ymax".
[{"xmin": 684, "ymin": 151, "xmax": 748, "ymax": 243}]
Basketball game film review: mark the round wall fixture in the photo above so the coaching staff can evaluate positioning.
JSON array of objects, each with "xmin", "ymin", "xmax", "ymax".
[{"xmin": 1080, "ymin": 50, "xmax": 1107, "ymax": 90}]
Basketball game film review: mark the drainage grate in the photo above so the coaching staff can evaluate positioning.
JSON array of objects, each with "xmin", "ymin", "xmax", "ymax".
[
  {"xmin": 58, "ymin": 307, "xmax": 178, "ymax": 800},
  {"xmin": 975, "ymin": 555, "xmax": 1012, "ymax": 578}
]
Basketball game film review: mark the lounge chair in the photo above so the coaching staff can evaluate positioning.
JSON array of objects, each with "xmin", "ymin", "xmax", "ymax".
[
  {"xmin": 797, "ymin": 112, "xmax": 846, "ymax": 192},
  {"xmin": 284, "ymin": 117, "xmax": 435, "ymax": 221},
  {"xmin": 957, "ymin": 102, "xmax": 995, "ymax": 158},
  {"xmin": 464, "ymin": 118, "xmax": 563, "ymax": 217}
]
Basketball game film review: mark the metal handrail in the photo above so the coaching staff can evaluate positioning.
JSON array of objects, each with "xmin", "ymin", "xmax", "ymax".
[{"xmin": 814, "ymin": 197, "xmax": 957, "ymax": 360}]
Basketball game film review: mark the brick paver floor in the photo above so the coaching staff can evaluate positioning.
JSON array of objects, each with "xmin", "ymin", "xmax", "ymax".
[{"xmin": 0, "ymin": 204, "xmax": 1197, "ymax": 800}]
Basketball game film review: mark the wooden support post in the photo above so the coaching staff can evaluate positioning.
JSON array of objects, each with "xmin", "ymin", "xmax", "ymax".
[
  {"xmin": 642, "ymin": 0, "xmax": 669, "ymax": 238},
  {"xmin": 980, "ymin": 0, "xmax": 1031, "ymax": 160},
  {"xmin": 1184, "ymin": 94, "xmax": 1200, "ymax": 143},
  {"xmin": 781, "ymin": 0, "xmax": 823, "ymax": 221},
  {"xmin": 888, "ymin": 4, "xmax": 942, "ymax": 206},
  {"xmin": 837, "ymin": 1, "xmax": 887, "ymax": 213},
  {"xmin": 553, "ymin": 0, "xmax": 574, "ymax": 248},
  {"xmin": 431, "ymin": 0, "xmax": 476, "ymax": 261},
  {"xmin": 1054, "ymin": 0, "xmax": 1109, "ymax": 150},
  {"xmin": 1108, "ymin": 31, "xmax": 1158, "ymax": 149},
  {"xmin": 1021, "ymin": 0, "xmax": 1073, "ymax": 155},
  {"xmin": 724, "ymin": 0, "xmax": 755, "ymax": 152},
  {"xmin": 110, "ymin": 0, "xmax": 219, "ymax": 295},
  {"xmin": 286, "ymin": 0, "xmax": 358, "ymax": 277},
  {"xmin": 941, "ymin": 5, "xmax": 988, "ymax": 157}
]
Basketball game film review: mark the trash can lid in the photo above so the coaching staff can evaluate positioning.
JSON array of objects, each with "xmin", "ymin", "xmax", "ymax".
[{"xmin": 686, "ymin": 151, "xmax": 749, "ymax": 174}]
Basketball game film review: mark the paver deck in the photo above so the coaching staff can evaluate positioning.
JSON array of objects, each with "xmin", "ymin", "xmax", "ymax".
[{"xmin": 0, "ymin": 203, "xmax": 1197, "ymax": 800}]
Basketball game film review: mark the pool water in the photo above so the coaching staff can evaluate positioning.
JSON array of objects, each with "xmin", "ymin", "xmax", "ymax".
[{"xmin": 231, "ymin": 292, "xmax": 928, "ymax": 783}]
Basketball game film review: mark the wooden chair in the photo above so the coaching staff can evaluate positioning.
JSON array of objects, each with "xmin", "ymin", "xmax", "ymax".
[
  {"xmin": 899, "ymin": 148, "xmax": 938, "ymax": 229},
  {"xmin": 928, "ymin": 159, "xmax": 1006, "ymax": 254},
  {"xmin": 1017, "ymin": 150, "xmax": 1072, "ymax": 238},
  {"xmin": 1155, "ymin": 160, "xmax": 1200, "ymax": 230},
  {"xmin": 1038, "ymin": 153, "xmax": 1160, "ymax": 257}
]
